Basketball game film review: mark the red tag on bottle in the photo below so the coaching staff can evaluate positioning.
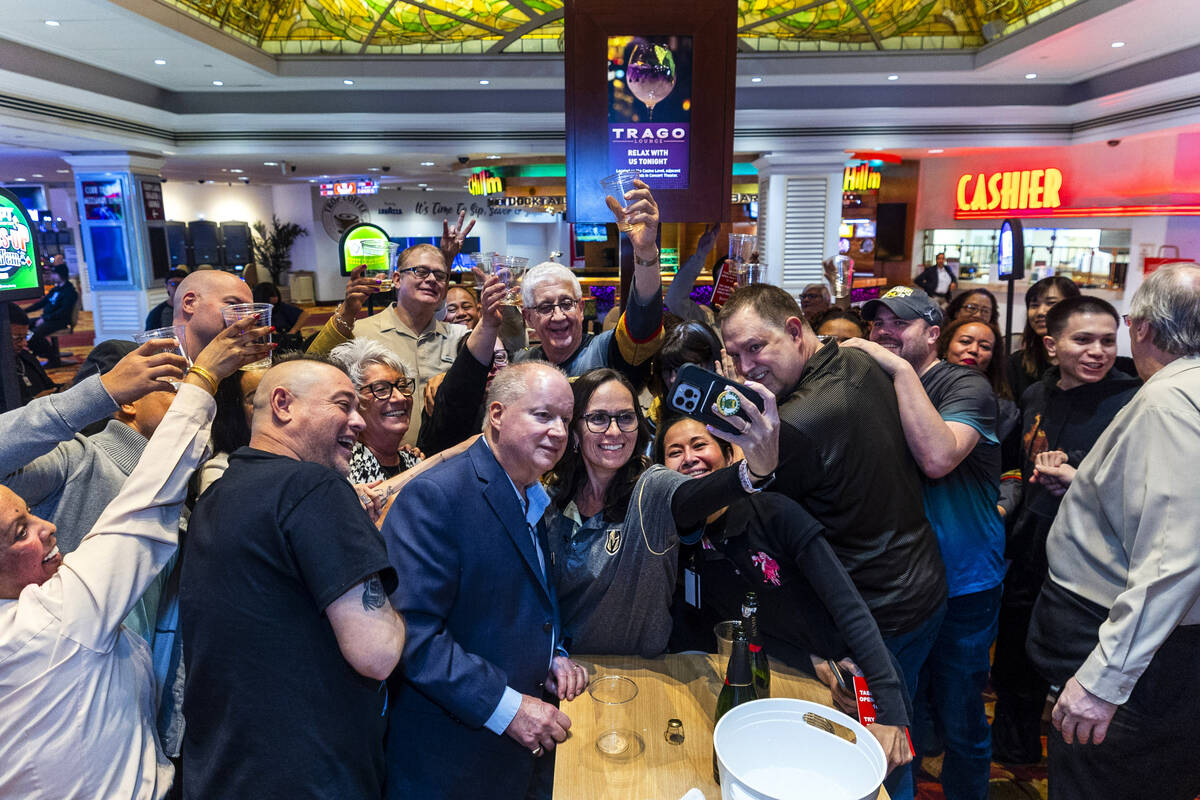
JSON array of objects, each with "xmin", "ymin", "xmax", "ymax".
[{"xmin": 852, "ymin": 675, "xmax": 877, "ymax": 725}]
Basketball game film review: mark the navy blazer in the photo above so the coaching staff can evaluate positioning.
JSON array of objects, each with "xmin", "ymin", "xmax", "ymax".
[{"xmin": 381, "ymin": 438, "xmax": 561, "ymax": 800}]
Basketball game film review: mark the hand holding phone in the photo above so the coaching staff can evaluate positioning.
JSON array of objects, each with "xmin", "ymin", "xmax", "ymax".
[{"xmin": 666, "ymin": 364, "xmax": 780, "ymax": 478}]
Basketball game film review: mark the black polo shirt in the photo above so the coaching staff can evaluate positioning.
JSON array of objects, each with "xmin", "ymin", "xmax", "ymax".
[{"xmin": 770, "ymin": 341, "xmax": 947, "ymax": 636}]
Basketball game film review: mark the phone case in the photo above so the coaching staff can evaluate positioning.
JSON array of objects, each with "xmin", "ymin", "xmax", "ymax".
[{"xmin": 666, "ymin": 363, "xmax": 764, "ymax": 436}]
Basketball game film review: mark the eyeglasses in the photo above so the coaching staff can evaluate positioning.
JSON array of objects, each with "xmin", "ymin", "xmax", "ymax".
[
  {"xmin": 800, "ymin": 293, "xmax": 826, "ymax": 301},
  {"xmin": 960, "ymin": 303, "xmax": 992, "ymax": 316},
  {"xmin": 398, "ymin": 265, "xmax": 449, "ymax": 284},
  {"xmin": 581, "ymin": 410, "xmax": 639, "ymax": 433},
  {"xmin": 532, "ymin": 298, "xmax": 580, "ymax": 318},
  {"xmin": 359, "ymin": 378, "xmax": 415, "ymax": 401}
]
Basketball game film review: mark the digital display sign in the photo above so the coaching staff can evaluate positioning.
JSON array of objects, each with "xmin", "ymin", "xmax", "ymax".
[
  {"xmin": 998, "ymin": 218, "xmax": 1025, "ymax": 280},
  {"xmin": 607, "ymin": 36, "xmax": 692, "ymax": 190},
  {"xmin": 82, "ymin": 179, "xmax": 123, "ymax": 221},
  {"xmin": 320, "ymin": 180, "xmax": 379, "ymax": 197},
  {"xmin": 0, "ymin": 187, "xmax": 43, "ymax": 301}
]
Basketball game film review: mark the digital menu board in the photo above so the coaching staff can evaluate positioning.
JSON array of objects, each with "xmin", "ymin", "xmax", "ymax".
[
  {"xmin": 607, "ymin": 36, "xmax": 692, "ymax": 190},
  {"xmin": 321, "ymin": 180, "xmax": 379, "ymax": 197},
  {"xmin": 0, "ymin": 187, "xmax": 43, "ymax": 301}
]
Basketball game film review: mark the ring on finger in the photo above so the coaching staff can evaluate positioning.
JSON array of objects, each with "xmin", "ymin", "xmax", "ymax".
[{"xmin": 531, "ymin": 745, "xmax": 544, "ymax": 757}]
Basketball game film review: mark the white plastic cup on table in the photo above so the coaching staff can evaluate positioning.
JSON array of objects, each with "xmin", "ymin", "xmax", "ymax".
[
  {"xmin": 599, "ymin": 170, "xmax": 644, "ymax": 234},
  {"xmin": 132, "ymin": 324, "xmax": 190, "ymax": 387},
  {"xmin": 478, "ymin": 255, "xmax": 529, "ymax": 307},
  {"xmin": 220, "ymin": 302, "xmax": 273, "ymax": 370},
  {"xmin": 587, "ymin": 675, "xmax": 644, "ymax": 760},
  {"xmin": 356, "ymin": 239, "xmax": 400, "ymax": 291}
]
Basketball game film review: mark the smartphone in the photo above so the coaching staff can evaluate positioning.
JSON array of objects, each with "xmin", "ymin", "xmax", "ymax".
[
  {"xmin": 827, "ymin": 659, "xmax": 851, "ymax": 692},
  {"xmin": 666, "ymin": 363, "xmax": 764, "ymax": 436}
]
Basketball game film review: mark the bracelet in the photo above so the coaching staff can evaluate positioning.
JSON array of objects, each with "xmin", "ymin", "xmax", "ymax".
[
  {"xmin": 332, "ymin": 305, "xmax": 355, "ymax": 337},
  {"xmin": 186, "ymin": 365, "xmax": 219, "ymax": 395},
  {"xmin": 738, "ymin": 460, "xmax": 775, "ymax": 494},
  {"xmin": 633, "ymin": 250, "xmax": 660, "ymax": 267}
]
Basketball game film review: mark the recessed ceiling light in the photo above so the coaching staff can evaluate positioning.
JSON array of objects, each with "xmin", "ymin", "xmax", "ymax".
[
  {"xmin": 424, "ymin": 187, "xmax": 434, "ymax": 192},
  {"xmin": 229, "ymin": 168, "xmax": 244, "ymax": 174},
  {"xmin": 13, "ymin": 177, "xmax": 26, "ymax": 182},
  {"xmin": 1111, "ymin": 41, "xmax": 1125, "ymax": 48},
  {"xmin": 343, "ymin": 79, "xmax": 354, "ymax": 85},
  {"xmin": 487, "ymin": 154, "xmax": 501, "ymax": 159},
  {"xmin": 887, "ymin": 74, "xmax": 899, "ymax": 81},
  {"xmin": 212, "ymin": 80, "xmax": 224, "ymax": 86},
  {"xmin": 928, "ymin": 148, "xmax": 944, "ymax": 154},
  {"xmin": 750, "ymin": 76, "xmax": 763, "ymax": 83},
  {"xmin": 31, "ymin": 173, "xmax": 43, "ymax": 178},
  {"xmin": 1025, "ymin": 73, "xmax": 1038, "ymax": 79},
  {"xmin": 44, "ymin": 20, "xmax": 60, "ymax": 27},
  {"xmin": 220, "ymin": 168, "xmax": 228, "ymax": 172},
  {"xmin": 420, "ymin": 161, "xmax": 435, "ymax": 167},
  {"xmin": 56, "ymin": 169, "xmax": 70, "ymax": 174},
  {"xmin": 263, "ymin": 161, "xmax": 278, "ymax": 166},
  {"xmin": 154, "ymin": 58, "xmax": 167, "ymax": 66},
  {"xmin": 418, "ymin": 183, "xmax": 428, "ymax": 187},
  {"xmin": 308, "ymin": 179, "xmax": 316, "ymax": 183},
  {"xmin": 367, "ymin": 167, "xmax": 381, "ymax": 172},
  {"xmin": 479, "ymin": 79, "xmax": 490, "ymax": 85},
  {"xmin": 320, "ymin": 174, "xmax": 330, "ymax": 178}
]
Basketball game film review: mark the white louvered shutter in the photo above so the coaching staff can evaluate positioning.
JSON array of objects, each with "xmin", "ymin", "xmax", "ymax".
[{"xmin": 780, "ymin": 177, "xmax": 828, "ymax": 295}]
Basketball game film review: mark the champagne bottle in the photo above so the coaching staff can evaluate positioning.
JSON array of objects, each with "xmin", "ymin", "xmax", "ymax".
[
  {"xmin": 713, "ymin": 622, "xmax": 757, "ymax": 784},
  {"xmin": 741, "ymin": 592, "xmax": 771, "ymax": 698}
]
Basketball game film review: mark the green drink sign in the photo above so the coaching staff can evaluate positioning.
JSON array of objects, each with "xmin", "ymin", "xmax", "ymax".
[
  {"xmin": 339, "ymin": 223, "xmax": 391, "ymax": 275},
  {"xmin": 0, "ymin": 187, "xmax": 42, "ymax": 301}
]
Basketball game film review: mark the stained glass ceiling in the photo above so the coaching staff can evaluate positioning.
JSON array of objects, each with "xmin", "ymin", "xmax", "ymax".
[{"xmin": 157, "ymin": 0, "xmax": 1083, "ymax": 56}]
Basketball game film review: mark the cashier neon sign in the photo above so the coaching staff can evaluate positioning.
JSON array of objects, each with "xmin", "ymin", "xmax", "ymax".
[{"xmin": 956, "ymin": 168, "xmax": 1063, "ymax": 213}]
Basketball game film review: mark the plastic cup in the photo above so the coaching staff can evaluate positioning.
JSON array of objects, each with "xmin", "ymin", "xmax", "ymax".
[
  {"xmin": 479, "ymin": 255, "xmax": 529, "ymax": 307},
  {"xmin": 832, "ymin": 255, "xmax": 854, "ymax": 299},
  {"xmin": 728, "ymin": 233, "xmax": 756, "ymax": 264},
  {"xmin": 355, "ymin": 239, "xmax": 399, "ymax": 291},
  {"xmin": 132, "ymin": 324, "xmax": 189, "ymax": 387},
  {"xmin": 588, "ymin": 675, "xmax": 644, "ymax": 760},
  {"xmin": 599, "ymin": 170, "xmax": 644, "ymax": 234},
  {"xmin": 220, "ymin": 302, "xmax": 273, "ymax": 370},
  {"xmin": 737, "ymin": 263, "xmax": 767, "ymax": 286}
]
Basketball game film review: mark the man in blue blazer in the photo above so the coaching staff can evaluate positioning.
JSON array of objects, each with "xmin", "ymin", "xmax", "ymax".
[{"xmin": 381, "ymin": 361, "xmax": 590, "ymax": 800}]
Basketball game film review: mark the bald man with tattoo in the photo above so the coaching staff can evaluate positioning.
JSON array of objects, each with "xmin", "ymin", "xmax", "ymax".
[{"xmin": 179, "ymin": 356, "xmax": 405, "ymax": 799}]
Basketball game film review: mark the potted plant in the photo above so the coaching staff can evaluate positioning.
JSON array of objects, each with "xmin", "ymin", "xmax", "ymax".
[{"xmin": 251, "ymin": 216, "xmax": 308, "ymax": 285}]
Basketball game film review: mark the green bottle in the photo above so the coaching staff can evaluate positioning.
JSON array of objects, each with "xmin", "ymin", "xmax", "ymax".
[
  {"xmin": 713, "ymin": 622, "xmax": 757, "ymax": 784},
  {"xmin": 741, "ymin": 592, "xmax": 771, "ymax": 698}
]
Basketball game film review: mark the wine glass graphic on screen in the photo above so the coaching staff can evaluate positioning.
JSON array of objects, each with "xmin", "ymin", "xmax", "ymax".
[{"xmin": 626, "ymin": 42, "xmax": 676, "ymax": 121}]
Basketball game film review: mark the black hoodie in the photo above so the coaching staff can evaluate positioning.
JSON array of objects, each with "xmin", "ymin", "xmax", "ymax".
[{"xmin": 1002, "ymin": 366, "xmax": 1141, "ymax": 605}]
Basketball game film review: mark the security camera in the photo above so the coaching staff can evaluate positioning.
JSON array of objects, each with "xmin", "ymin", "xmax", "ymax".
[
  {"xmin": 1107, "ymin": 139, "xmax": 1121, "ymax": 147},
  {"xmin": 458, "ymin": 156, "xmax": 470, "ymax": 164},
  {"xmin": 382, "ymin": 165, "xmax": 391, "ymax": 172},
  {"xmin": 197, "ymin": 179, "xmax": 205, "ymax": 184}
]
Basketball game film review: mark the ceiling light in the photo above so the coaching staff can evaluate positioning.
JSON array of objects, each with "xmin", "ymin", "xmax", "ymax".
[
  {"xmin": 1111, "ymin": 41, "xmax": 1125, "ymax": 48},
  {"xmin": 487, "ymin": 154, "xmax": 501, "ymax": 159},
  {"xmin": 928, "ymin": 148, "xmax": 944, "ymax": 154},
  {"xmin": 263, "ymin": 161, "xmax": 278, "ymax": 166},
  {"xmin": 14, "ymin": 177, "xmax": 26, "ymax": 182},
  {"xmin": 367, "ymin": 167, "xmax": 381, "ymax": 172},
  {"xmin": 343, "ymin": 79, "xmax": 355, "ymax": 85},
  {"xmin": 44, "ymin": 20, "xmax": 60, "ymax": 27},
  {"xmin": 424, "ymin": 187, "xmax": 434, "ymax": 191},
  {"xmin": 31, "ymin": 173, "xmax": 43, "ymax": 178},
  {"xmin": 229, "ymin": 168, "xmax": 244, "ymax": 174},
  {"xmin": 308, "ymin": 179, "xmax": 316, "ymax": 183},
  {"xmin": 212, "ymin": 80, "xmax": 224, "ymax": 86},
  {"xmin": 418, "ymin": 183, "xmax": 428, "ymax": 187},
  {"xmin": 56, "ymin": 169, "xmax": 70, "ymax": 174},
  {"xmin": 1025, "ymin": 73, "xmax": 1037, "ymax": 79},
  {"xmin": 154, "ymin": 58, "xmax": 167, "ymax": 66},
  {"xmin": 750, "ymin": 76, "xmax": 763, "ymax": 83},
  {"xmin": 320, "ymin": 174, "xmax": 330, "ymax": 178},
  {"xmin": 479, "ymin": 79, "xmax": 490, "ymax": 85},
  {"xmin": 420, "ymin": 161, "xmax": 435, "ymax": 166},
  {"xmin": 887, "ymin": 74, "xmax": 899, "ymax": 81}
]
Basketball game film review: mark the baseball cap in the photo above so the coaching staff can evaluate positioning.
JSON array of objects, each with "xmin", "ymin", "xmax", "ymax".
[{"xmin": 861, "ymin": 286, "xmax": 943, "ymax": 327}]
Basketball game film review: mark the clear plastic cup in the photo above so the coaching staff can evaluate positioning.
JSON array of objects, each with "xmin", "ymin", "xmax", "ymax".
[
  {"xmin": 588, "ymin": 675, "xmax": 644, "ymax": 760},
  {"xmin": 479, "ymin": 255, "xmax": 529, "ymax": 307},
  {"xmin": 737, "ymin": 263, "xmax": 767, "ymax": 286},
  {"xmin": 599, "ymin": 170, "xmax": 644, "ymax": 234},
  {"xmin": 132, "ymin": 324, "xmax": 190, "ymax": 387},
  {"xmin": 728, "ymin": 233, "xmax": 756, "ymax": 264},
  {"xmin": 220, "ymin": 302, "xmax": 273, "ymax": 370},
  {"xmin": 356, "ymin": 239, "xmax": 399, "ymax": 291}
]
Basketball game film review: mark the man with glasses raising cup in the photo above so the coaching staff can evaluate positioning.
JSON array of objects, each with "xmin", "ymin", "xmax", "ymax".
[{"xmin": 515, "ymin": 180, "xmax": 664, "ymax": 385}]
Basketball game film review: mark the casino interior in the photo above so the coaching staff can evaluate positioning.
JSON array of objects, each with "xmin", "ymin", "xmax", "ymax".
[{"xmin": 3, "ymin": 2, "xmax": 1200, "ymax": 798}]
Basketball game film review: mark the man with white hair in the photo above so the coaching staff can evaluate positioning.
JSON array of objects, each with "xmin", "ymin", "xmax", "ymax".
[
  {"xmin": 1027, "ymin": 263, "xmax": 1200, "ymax": 799},
  {"xmin": 799, "ymin": 282, "xmax": 832, "ymax": 324},
  {"xmin": 515, "ymin": 181, "xmax": 663, "ymax": 384}
]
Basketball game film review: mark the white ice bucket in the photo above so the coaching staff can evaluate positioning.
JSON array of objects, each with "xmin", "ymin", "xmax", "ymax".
[{"xmin": 713, "ymin": 698, "xmax": 886, "ymax": 800}]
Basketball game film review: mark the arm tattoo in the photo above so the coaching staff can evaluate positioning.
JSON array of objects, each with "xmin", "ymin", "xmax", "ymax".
[{"xmin": 361, "ymin": 573, "xmax": 387, "ymax": 612}]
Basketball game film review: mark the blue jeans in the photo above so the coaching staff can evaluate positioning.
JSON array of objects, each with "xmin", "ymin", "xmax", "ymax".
[
  {"xmin": 915, "ymin": 586, "xmax": 1001, "ymax": 800},
  {"xmin": 881, "ymin": 600, "xmax": 947, "ymax": 800}
]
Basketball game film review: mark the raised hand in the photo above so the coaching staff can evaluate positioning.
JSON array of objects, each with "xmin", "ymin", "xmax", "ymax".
[
  {"xmin": 605, "ymin": 179, "xmax": 659, "ymax": 259},
  {"xmin": 191, "ymin": 315, "xmax": 274, "ymax": 382},
  {"xmin": 100, "ymin": 341, "xmax": 189, "ymax": 403},
  {"xmin": 341, "ymin": 265, "xmax": 382, "ymax": 323},
  {"xmin": 440, "ymin": 210, "xmax": 477, "ymax": 265}
]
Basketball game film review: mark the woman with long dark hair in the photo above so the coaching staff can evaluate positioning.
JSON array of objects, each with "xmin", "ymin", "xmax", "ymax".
[
  {"xmin": 1008, "ymin": 276, "xmax": 1080, "ymax": 402},
  {"xmin": 647, "ymin": 321, "xmax": 724, "ymax": 426},
  {"xmin": 938, "ymin": 316, "xmax": 1017, "ymax": 440}
]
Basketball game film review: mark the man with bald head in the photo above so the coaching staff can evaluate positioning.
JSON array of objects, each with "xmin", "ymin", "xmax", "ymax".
[
  {"xmin": 180, "ymin": 355, "xmax": 406, "ymax": 799},
  {"xmin": 172, "ymin": 269, "xmax": 253, "ymax": 360},
  {"xmin": 383, "ymin": 361, "xmax": 589, "ymax": 800}
]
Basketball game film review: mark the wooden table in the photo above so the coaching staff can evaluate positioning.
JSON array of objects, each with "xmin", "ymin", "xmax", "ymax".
[{"xmin": 553, "ymin": 654, "xmax": 887, "ymax": 800}]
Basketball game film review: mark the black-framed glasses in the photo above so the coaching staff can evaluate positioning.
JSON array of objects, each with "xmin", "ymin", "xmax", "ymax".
[
  {"xmin": 398, "ymin": 265, "xmax": 449, "ymax": 284},
  {"xmin": 359, "ymin": 378, "xmax": 415, "ymax": 401},
  {"xmin": 532, "ymin": 298, "xmax": 579, "ymax": 317},
  {"xmin": 581, "ymin": 410, "xmax": 639, "ymax": 433}
]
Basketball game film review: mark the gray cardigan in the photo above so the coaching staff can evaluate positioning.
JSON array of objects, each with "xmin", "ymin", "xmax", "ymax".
[{"xmin": 0, "ymin": 375, "xmax": 118, "ymax": 476}]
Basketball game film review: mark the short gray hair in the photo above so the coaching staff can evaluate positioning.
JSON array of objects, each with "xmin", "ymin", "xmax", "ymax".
[
  {"xmin": 481, "ymin": 361, "xmax": 567, "ymax": 433},
  {"xmin": 1129, "ymin": 263, "xmax": 1200, "ymax": 356},
  {"xmin": 328, "ymin": 338, "xmax": 409, "ymax": 387},
  {"xmin": 521, "ymin": 262, "xmax": 581, "ymax": 308},
  {"xmin": 801, "ymin": 283, "xmax": 831, "ymax": 302}
]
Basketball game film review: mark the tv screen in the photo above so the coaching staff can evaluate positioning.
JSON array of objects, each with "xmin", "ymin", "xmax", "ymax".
[
  {"xmin": 575, "ymin": 223, "xmax": 609, "ymax": 243},
  {"xmin": 220, "ymin": 222, "xmax": 251, "ymax": 265},
  {"xmin": 188, "ymin": 221, "xmax": 221, "ymax": 266},
  {"xmin": 165, "ymin": 222, "xmax": 189, "ymax": 267},
  {"xmin": 0, "ymin": 188, "xmax": 43, "ymax": 302}
]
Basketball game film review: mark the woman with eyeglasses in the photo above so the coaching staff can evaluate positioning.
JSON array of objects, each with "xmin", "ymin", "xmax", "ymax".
[
  {"xmin": 944, "ymin": 287, "xmax": 999, "ymax": 326},
  {"xmin": 543, "ymin": 367, "xmax": 781, "ymax": 658}
]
